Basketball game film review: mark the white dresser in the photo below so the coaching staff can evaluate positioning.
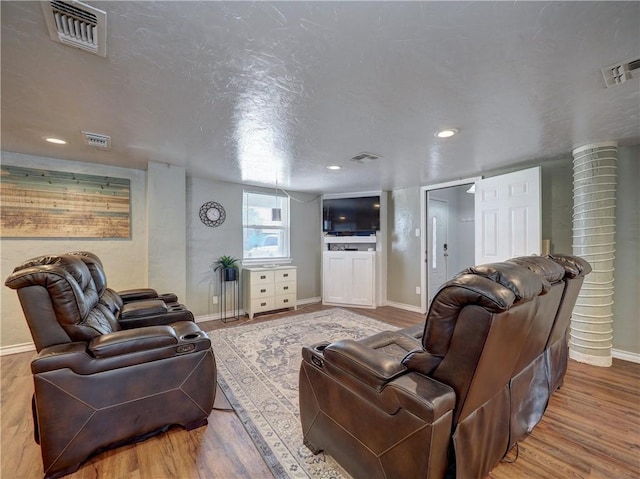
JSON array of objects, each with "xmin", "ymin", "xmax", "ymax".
[{"xmin": 242, "ymin": 266, "xmax": 297, "ymax": 319}]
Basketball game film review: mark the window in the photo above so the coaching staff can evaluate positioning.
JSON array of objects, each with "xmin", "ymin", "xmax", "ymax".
[{"xmin": 243, "ymin": 191, "xmax": 290, "ymax": 261}]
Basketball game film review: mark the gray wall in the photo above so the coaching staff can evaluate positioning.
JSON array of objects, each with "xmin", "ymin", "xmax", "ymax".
[
  {"xmin": 1, "ymin": 152, "xmax": 148, "ymax": 348},
  {"xmin": 148, "ymin": 162, "xmax": 187, "ymax": 300},
  {"xmin": 387, "ymin": 187, "xmax": 422, "ymax": 307},
  {"xmin": 1, "ymin": 153, "xmax": 322, "ymax": 349},
  {"xmin": 613, "ymin": 146, "xmax": 639, "ymax": 354},
  {"xmin": 1, "ymin": 148, "xmax": 636, "ymax": 356},
  {"xmin": 186, "ymin": 176, "xmax": 322, "ymax": 318},
  {"xmin": 387, "ymin": 148, "xmax": 639, "ymax": 355}
]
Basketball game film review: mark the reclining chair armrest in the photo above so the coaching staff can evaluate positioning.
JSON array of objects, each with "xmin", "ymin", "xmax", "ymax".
[
  {"xmin": 387, "ymin": 373, "xmax": 456, "ymax": 423},
  {"xmin": 402, "ymin": 348, "xmax": 444, "ymax": 376},
  {"xmin": 31, "ymin": 342, "xmax": 91, "ymax": 374},
  {"xmin": 323, "ymin": 339, "xmax": 407, "ymax": 390},
  {"xmin": 118, "ymin": 300, "xmax": 195, "ymax": 329},
  {"xmin": 120, "ymin": 299, "xmax": 168, "ymax": 318},
  {"xmin": 117, "ymin": 288, "xmax": 159, "ymax": 302},
  {"xmin": 32, "ymin": 323, "xmax": 211, "ymax": 375},
  {"xmin": 88, "ymin": 326, "xmax": 178, "ymax": 358}
]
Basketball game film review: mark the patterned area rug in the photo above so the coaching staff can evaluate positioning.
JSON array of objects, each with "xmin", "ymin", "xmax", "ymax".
[{"xmin": 208, "ymin": 308, "xmax": 398, "ymax": 479}]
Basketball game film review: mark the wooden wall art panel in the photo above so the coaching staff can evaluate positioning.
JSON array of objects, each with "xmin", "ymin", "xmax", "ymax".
[{"xmin": 1, "ymin": 165, "xmax": 131, "ymax": 238}]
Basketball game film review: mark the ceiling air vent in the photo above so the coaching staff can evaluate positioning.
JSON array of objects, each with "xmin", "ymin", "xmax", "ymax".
[
  {"xmin": 350, "ymin": 152, "xmax": 380, "ymax": 164},
  {"xmin": 41, "ymin": 1, "xmax": 107, "ymax": 57},
  {"xmin": 82, "ymin": 131, "xmax": 111, "ymax": 150},
  {"xmin": 601, "ymin": 57, "xmax": 640, "ymax": 88}
]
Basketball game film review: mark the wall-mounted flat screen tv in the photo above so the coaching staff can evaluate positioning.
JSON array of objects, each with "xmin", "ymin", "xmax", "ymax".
[{"xmin": 322, "ymin": 196, "xmax": 380, "ymax": 234}]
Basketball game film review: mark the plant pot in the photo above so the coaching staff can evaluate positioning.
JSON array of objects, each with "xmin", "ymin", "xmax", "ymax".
[{"xmin": 223, "ymin": 267, "xmax": 237, "ymax": 282}]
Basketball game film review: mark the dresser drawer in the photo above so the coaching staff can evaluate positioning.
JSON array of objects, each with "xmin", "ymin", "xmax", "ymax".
[
  {"xmin": 275, "ymin": 281, "xmax": 296, "ymax": 295},
  {"xmin": 251, "ymin": 270, "xmax": 275, "ymax": 284},
  {"xmin": 275, "ymin": 293, "xmax": 296, "ymax": 310},
  {"xmin": 251, "ymin": 297, "xmax": 275, "ymax": 313},
  {"xmin": 251, "ymin": 283, "xmax": 273, "ymax": 298},
  {"xmin": 275, "ymin": 269, "xmax": 296, "ymax": 283}
]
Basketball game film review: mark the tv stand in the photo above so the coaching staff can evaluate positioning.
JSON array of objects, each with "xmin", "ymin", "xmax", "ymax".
[
  {"xmin": 322, "ymin": 235, "xmax": 377, "ymax": 308},
  {"xmin": 320, "ymin": 191, "xmax": 388, "ymax": 309}
]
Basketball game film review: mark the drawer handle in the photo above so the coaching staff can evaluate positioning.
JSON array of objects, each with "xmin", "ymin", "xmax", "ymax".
[
  {"xmin": 260, "ymin": 275, "xmax": 266, "ymax": 279},
  {"xmin": 283, "ymin": 286, "xmax": 289, "ymax": 290},
  {"xmin": 283, "ymin": 273, "xmax": 288, "ymax": 277},
  {"xmin": 260, "ymin": 289, "xmax": 266, "ymax": 293},
  {"xmin": 283, "ymin": 299, "xmax": 289, "ymax": 303},
  {"xmin": 260, "ymin": 302, "xmax": 267, "ymax": 307}
]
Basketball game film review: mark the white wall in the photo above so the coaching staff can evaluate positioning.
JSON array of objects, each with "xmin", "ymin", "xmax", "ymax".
[{"xmin": 1, "ymin": 152, "xmax": 147, "ymax": 348}]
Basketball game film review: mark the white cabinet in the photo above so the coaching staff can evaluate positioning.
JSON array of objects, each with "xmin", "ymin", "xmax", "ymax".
[
  {"xmin": 243, "ymin": 266, "xmax": 297, "ymax": 319},
  {"xmin": 322, "ymin": 251, "xmax": 375, "ymax": 308}
]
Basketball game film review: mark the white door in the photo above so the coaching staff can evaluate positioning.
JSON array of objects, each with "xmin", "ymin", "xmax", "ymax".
[
  {"xmin": 427, "ymin": 198, "xmax": 449, "ymax": 302},
  {"xmin": 475, "ymin": 166, "xmax": 541, "ymax": 264}
]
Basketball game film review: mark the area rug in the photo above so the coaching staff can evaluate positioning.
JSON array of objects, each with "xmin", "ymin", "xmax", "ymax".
[{"xmin": 208, "ymin": 308, "xmax": 399, "ymax": 479}]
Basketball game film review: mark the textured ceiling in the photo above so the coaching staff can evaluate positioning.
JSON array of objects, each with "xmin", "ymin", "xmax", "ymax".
[{"xmin": 1, "ymin": 1, "xmax": 639, "ymax": 193}]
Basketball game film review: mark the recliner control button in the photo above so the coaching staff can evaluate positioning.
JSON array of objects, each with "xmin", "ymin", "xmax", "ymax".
[{"xmin": 177, "ymin": 344, "xmax": 196, "ymax": 353}]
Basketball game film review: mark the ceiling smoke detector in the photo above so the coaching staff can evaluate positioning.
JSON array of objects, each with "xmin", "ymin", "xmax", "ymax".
[
  {"xmin": 601, "ymin": 57, "xmax": 640, "ymax": 88},
  {"xmin": 350, "ymin": 152, "xmax": 380, "ymax": 164},
  {"xmin": 82, "ymin": 131, "xmax": 111, "ymax": 149},
  {"xmin": 41, "ymin": 1, "xmax": 107, "ymax": 57}
]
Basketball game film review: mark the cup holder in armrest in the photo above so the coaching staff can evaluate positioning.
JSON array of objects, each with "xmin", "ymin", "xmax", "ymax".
[
  {"xmin": 180, "ymin": 333, "xmax": 201, "ymax": 341},
  {"xmin": 313, "ymin": 341, "xmax": 331, "ymax": 353}
]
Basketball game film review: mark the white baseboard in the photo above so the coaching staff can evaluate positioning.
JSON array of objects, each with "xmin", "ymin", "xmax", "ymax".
[
  {"xmin": 612, "ymin": 348, "xmax": 640, "ymax": 364},
  {"xmin": 298, "ymin": 296, "xmax": 322, "ymax": 306},
  {"xmin": 194, "ymin": 297, "xmax": 322, "ymax": 323},
  {"xmin": 383, "ymin": 300, "xmax": 425, "ymax": 314},
  {"xmin": 0, "ymin": 342, "xmax": 35, "ymax": 356}
]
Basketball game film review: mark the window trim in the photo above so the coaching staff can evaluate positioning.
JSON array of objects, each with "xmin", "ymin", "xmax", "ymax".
[{"xmin": 242, "ymin": 190, "xmax": 292, "ymax": 265}]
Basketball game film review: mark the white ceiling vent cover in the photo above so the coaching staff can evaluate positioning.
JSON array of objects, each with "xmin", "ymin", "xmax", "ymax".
[
  {"xmin": 82, "ymin": 131, "xmax": 111, "ymax": 149},
  {"xmin": 601, "ymin": 57, "xmax": 640, "ymax": 88},
  {"xmin": 41, "ymin": 1, "xmax": 107, "ymax": 57},
  {"xmin": 350, "ymin": 152, "xmax": 380, "ymax": 164}
]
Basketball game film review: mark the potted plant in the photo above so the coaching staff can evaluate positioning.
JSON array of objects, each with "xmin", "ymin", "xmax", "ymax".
[{"xmin": 213, "ymin": 255, "xmax": 240, "ymax": 282}]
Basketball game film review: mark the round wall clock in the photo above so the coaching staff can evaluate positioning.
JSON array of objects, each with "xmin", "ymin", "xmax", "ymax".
[{"xmin": 199, "ymin": 201, "xmax": 226, "ymax": 227}]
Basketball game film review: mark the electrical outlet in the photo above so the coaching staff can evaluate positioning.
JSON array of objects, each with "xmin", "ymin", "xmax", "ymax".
[
  {"xmin": 415, "ymin": 286, "xmax": 421, "ymax": 295},
  {"xmin": 212, "ymin": 295, "xmax": 219, "ymax": 305}
]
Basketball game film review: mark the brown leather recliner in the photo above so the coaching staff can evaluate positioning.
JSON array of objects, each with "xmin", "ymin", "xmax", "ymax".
[
  {"xmin": 10, "ymin": 251, "xmax": 195, "ymax": 331},
  {"xmin": 5, "ymin": 254, "xmax": 216, "ymax": 479},
  {"xmin": 65, "ymin": 251, "xmax": 194, "ymax": 328},
  {"xmin": 544, "ymin": 254, "xmax": 592, "ymax": 393},
  {"xmin": 299, "ymin": 254, "xmax": 590, "ymax": 479}
]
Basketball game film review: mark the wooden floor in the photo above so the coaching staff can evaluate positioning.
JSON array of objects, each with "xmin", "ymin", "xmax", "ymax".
[{"xmin": 2, "ymin": 304, "xmax": 639, "ymax": 478}]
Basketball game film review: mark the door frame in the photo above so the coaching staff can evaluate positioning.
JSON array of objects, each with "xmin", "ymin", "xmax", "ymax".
[
  {"xmin": 420, "ymin": 177, "xmax": 481, "ymax": 314},
  {"xmin": 427, "ymin": 197, "xmax": 449, "ymax": 304}
]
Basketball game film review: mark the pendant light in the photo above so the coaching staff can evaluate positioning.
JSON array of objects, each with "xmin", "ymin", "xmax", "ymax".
[{"xmin": 272, "ymin": 178, "xmax": 282, "ymax": 221}]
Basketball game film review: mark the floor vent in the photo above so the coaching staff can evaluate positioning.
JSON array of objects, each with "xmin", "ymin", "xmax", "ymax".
[
  {"xmin": 82, "ymin": 131, "xmax": 111, "ymax": 149},
  {"xmin": 601, "ymin": 57, "xmax": 640, "ymax": 88},
  {"xmin": 350, "ymin": 152, "xmax": 380, "ymax": 164},
  {"xmin": 41, "ymin": 1, "xmax": 107, "ymax": 57}
]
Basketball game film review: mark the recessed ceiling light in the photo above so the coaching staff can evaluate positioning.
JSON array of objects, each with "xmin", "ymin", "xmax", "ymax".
[
  {"xmin": 435, "ymin": 129, "xmax": 459, "ymax": 138},
  {"xmin": 327, "ymin": 165, "xmax": 341, "ymax": 170},
  {"xmin": 44, "ymin": 137, "xmax": 67, "ymax": 144}
]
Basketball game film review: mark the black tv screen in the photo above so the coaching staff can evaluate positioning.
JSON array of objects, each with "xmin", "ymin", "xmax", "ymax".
[{"xmin": 322, "ymin": 196, "xmax": 380, "ymax": 234}]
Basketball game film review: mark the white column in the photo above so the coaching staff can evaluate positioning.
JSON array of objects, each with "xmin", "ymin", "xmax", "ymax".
[{"xmin": 570, "ymin": 141, "xmax": 617, "ymax": 367}]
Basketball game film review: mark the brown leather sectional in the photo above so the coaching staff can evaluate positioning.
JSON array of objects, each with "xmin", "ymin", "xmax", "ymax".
[
  {"xmin": 5, "ymin": 253, "xmax": 217, "ymax": 479},
  {"xmin": 299, "ymin": 254, "xmax": 591, "ymax": 479}
]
